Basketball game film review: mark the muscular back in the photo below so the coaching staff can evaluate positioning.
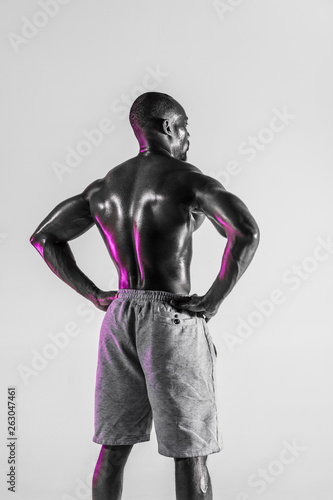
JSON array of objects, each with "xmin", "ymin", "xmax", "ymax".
[
  {"xmin": 89, "ymin": 153, "xmax": 206, "ymax": 294},
  {"xmin": 31, "ymin": 148, "xmax": 258, "ymax": 315}
]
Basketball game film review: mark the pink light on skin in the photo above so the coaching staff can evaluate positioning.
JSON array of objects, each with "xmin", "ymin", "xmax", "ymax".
[
  {"xmin": 93, "ymin": 447, "xmax": 103, "ymax": 484},
  {"xmin": 33, "ymin": 240, "xmax": 44, "ymax": 259},
  {"xmin": 130, "ymin": 124, "xmax": 148, "ymax": 154},
  {"xmin": 133, "ymin": 222, "xmax": 143, "ymax": 284},
  {"xmin": 214, "ymin": 213, "xmax": 228, "ymax": 233},
  {"xmin": 218, "ymin": 247, "xmax": 231, "ymax": 280},
  {"xmin": 95, "ymin": 215, "xmax": 129, "ymax": 288}
]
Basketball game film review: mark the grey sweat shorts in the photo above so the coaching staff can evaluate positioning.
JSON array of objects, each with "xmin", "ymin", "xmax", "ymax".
[{"xmin": 93, "ymin": 289, "xmax": 223, "ymax": 458}]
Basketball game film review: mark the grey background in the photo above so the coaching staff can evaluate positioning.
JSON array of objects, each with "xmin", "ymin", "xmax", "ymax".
[{"xmin": 1, "ymin": 0, "xmax": 332, "ymax": 498}]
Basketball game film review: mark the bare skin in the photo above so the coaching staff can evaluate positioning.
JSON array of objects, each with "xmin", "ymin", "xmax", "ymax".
[{"xmin": 30, "ymin": 96, "xmax": 260, "ymax": 499}]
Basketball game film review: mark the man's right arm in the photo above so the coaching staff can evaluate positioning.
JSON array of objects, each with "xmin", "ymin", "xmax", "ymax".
[{"xmin": 172, "ymin": 174, "xmax": 260, "ymax": 321}]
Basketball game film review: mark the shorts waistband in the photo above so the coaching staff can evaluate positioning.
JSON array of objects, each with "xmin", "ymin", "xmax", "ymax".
[{"xmin": 115, "ymin": 289, "xmax": 189, "ymax": 302}]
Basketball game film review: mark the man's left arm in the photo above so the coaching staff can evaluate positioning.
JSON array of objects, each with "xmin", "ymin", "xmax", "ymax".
[{"xmin": 30, "ymin": 181, "xmax": 115, "ymax": 311}]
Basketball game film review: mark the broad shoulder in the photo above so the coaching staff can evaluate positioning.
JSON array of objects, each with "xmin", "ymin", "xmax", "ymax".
[
  {"xmin": 81, "ymin": 159, "xmax": 131, "ymax": 197},
  {"xmin": 81, "ymin": 158, "xmax": 227, "ymax": 200},
  {"xmin": 174, "ymin": 161, "xmax": 227, "ymax": 195},
  {"xmin": 82, "ymin": 177, "xmax": 105, "ymax": 201}
]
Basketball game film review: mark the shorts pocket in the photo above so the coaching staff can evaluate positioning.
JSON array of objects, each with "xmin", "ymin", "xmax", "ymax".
[{"xmin": 152, "ymin": 303, "xmax": 198, "ymax": 326}]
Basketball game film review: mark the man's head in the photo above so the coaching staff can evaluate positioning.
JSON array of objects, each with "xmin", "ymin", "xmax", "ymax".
[{"xmin": 129, "ymin": 92, "xmax": 190, "ymax": 161}]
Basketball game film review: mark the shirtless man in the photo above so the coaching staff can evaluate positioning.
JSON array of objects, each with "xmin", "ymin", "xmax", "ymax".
[{"xmin": 30, "ymin": 91, "xmax": 260, "ymax": 500}]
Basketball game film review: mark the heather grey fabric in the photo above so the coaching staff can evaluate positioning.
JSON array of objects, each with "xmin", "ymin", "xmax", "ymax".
[{"xmin": 93, "ymin": 289, "xmax": 223, "ymax": 458}]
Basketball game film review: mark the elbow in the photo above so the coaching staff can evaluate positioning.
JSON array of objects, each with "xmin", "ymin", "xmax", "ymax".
[
  {"xmin": 249, "ymin": 222, "xmax": 260, "ymax": 247},
  {"xmin": 29, "ymin": 233, "xmax": 36, "ymax": 246},
  {"xmin": 247, "ymin": 225, "xmax": 260, "ymax": 253},
  {"xmin": 30, "ymin": 231, "xmax": 48, "ymax": 257},
  {"xmin": 234, "ymin": 221, "xmax": 260, "ymax": 248},
  {"xmin": 30, "ymin": 231, "xmax": 44, "ymax": 247}
]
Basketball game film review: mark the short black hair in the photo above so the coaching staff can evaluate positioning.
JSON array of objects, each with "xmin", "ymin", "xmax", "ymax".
[{"xmin": 129, "ymin": 92, "xmax": 180, "ymax": 136}]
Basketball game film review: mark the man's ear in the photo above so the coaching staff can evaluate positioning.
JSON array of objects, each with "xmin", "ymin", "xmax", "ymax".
[{"xmin": 162, "ymin": 119, "xmax": 173, "ymax": 136}]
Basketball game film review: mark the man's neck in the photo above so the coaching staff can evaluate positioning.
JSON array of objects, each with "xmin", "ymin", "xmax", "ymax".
[{"xmin": 139, "ymin": 142, "xmax": 172, "ymax": 157}]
